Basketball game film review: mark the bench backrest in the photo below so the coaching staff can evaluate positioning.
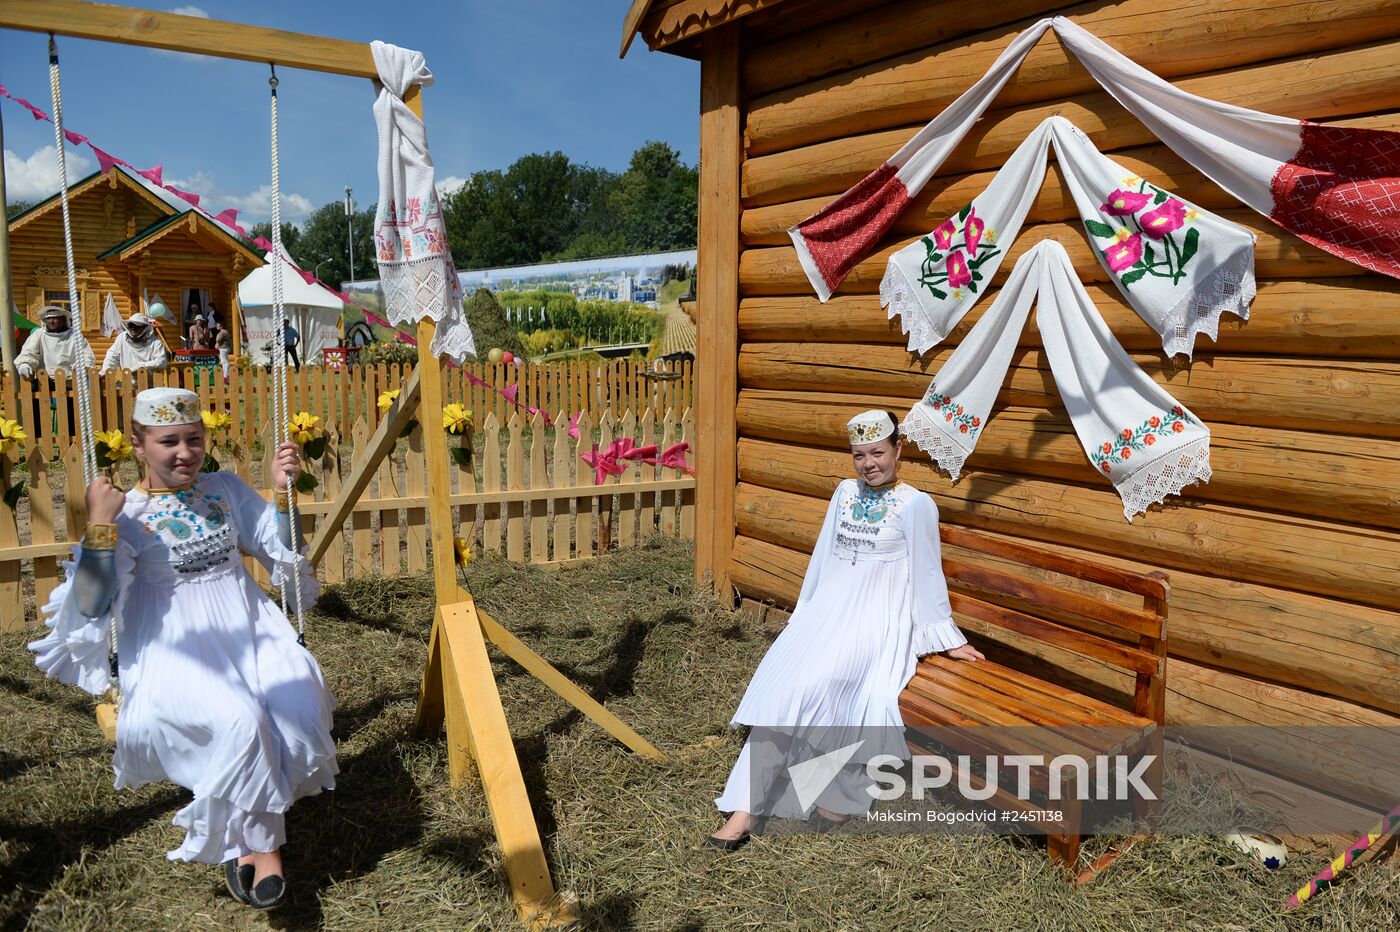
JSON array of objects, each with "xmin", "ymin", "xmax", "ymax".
[{"xmin": 939, "ymin": 525, "xmax": 1169, "ymax": 724}]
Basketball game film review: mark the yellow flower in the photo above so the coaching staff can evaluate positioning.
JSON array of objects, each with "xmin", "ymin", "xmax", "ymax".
[
  {"xmin": 377, "ymin": 389, "xmax": 401, "ymax": 413},
  {"xmin": 0, "ymin": 418, "xmax": 28, "ymax": 453},
  {"xmin": 1122, "ymin": 174, "xmax": 1143, "ymax": 188},
  {"xmin": 453, "ymin": 536, "xmax": 472, "ymax": 567},
  {"xmin": 442, "ymin": 403, "xmax": 473, "ymax": 435},
  {"xmin": 95, "ymin": 429, "xmax": 133, "ymax": 462},
  {"xmin": 1185, "ymin": 208, "xmax": 1199, "ymax": 222},
  {"xmin": 287, "ymin": 412, "xmax": 324, "ymax": 445},
  {"xmin": 201, "ymin": 410, "xmax": 232, "ymax": 432},
  {"xmin": 1115, "ymin": 228, "xmax": 1132, "ymax": 242}
]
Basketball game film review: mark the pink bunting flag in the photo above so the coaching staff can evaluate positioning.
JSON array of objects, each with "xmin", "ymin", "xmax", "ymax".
[
  {"xmin": 165, "ymin": 185, "xmax": 200, "ymax": 208},
  {"xmin": 16, "ymin": 96, "xmax": 48, "ymax": 121},
  {"xmin": 214, "ymin": 208, "xmax": 240, "ymax": 228},
  {"xmin": 253, "ymin": 236, "xmax": 275, "ymax": 252},
  {"xmin": 580, "ymin": 441, "xmax": 628, "ymax": 485},
  {"xmin": 137, "ymin": 165, "xmax": 164, "ymax": 187},
  {"xmin": 659, "ymin": 442, "xmax": 695, "ymax": 475},
  {"xmin": 89, "ymin": 144, "xmax": 122, "ymax": 175},
  {"xmin": 501, "ymin": 384, "xmax": 519, "ymax": 405},
  {"xmin": 63, "ymin": 129, "xmax": 88, "ymax": 146},
  {"xmin": 567, "ymin": 410, "xmax": 583, "ymax": 440}
]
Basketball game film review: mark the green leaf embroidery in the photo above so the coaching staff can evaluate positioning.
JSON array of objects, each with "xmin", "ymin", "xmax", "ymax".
[
  {"xmin": 1083, "ymin": 219, "xmax": 1116, "ymax": 239},
  {"xmin": 958, "ymin": 205, "xmax": 971, "ymax": 222},
  {"xmin": 1179, "ymin": 227, "xmax": 1200, "ymax": 267},
  {"xmin": 1120, "ymin": 268, "xmax": 1147, "ymax": 286},
  {"xmin": 926, "ymin": 286, "xmax": 947, "ymax": 300},
  {"xmin": 1153, "ymin": 188, "xmax": 1169, "ymax": 205},
  {"xmin": 1144, "ymin": 241, "xmax": 1157, "ymax": 266}
]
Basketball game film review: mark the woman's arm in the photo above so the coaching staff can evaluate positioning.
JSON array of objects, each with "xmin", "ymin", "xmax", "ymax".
[
  {"xmin": 904, "ymin": 493, "xmax": 976, "ymax": 657},
  {"xmin": 795, "ymin": 481, "xmax": 845, "ymax": 612}
]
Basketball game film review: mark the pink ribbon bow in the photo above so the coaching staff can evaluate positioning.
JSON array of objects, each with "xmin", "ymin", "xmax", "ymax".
[
  {"xmin": 659, "ymin": 442, "xmax": 695, "ymax": 474},
  {"xmin": 567, "ymin": 410, "xmax": 584, "ymax": 440}
]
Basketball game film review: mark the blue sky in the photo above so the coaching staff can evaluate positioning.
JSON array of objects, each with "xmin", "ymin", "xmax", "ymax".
[{"xmin": 0, "ymin": 2, "xmax": 698, "ymax": 222}]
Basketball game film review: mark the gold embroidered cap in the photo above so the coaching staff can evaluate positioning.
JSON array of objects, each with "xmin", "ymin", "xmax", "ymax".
[
  {"xmin": 133, "ymin": 387, "xmax": 201, "ymax": 427},
  {"xmin": 847, "ymin": 409, "xmax": 896, "ymax": 446}
]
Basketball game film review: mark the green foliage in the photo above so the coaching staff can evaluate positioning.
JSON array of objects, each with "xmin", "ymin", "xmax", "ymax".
[
  {"xmin": 357, "ymin": 341, "xmax": 419, "ymax": 366},
  {"xmin": 248, "ymin": 203, "xmax": 375, "ymax": 288},
  {"xmin": 496, "ymin": 289, "xmax": 662, "ymax": 349},
  {"xmin": 442, "ymin": 141, "xmax": 697, "ymax": 269},
  {"xmin": 465, "ymin": 288, "xmax": 526, "ymax": 357},
  {"xmin": 4, "ymin": 199, "xmax": 34, "ymax": 220}
]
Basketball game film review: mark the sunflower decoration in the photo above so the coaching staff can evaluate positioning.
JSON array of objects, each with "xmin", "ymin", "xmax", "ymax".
[
  {"xmin": 200, "ymin": 409, "xmax": 234, "ymax": 473},
  {"xmin": 377, "ymin": 389, "xmax": 401, "ymax": 413},
  {"xmin": 285, "ymin": 412, "xmax": 328, "ymax": 492},
  {"xmin": 442, "ymin": 403, "xmax": 474, "ymax": 467},
  {"xmin": 0, "ymin": 418, "xmax": 29, "ymax": 510},
  {"xmin": 453, "ymin": 535, "xmax": 473, "ymax": 587},
  {"xmin": 94, "ymin": 428, "xmax": 133, "ymax": 477}
]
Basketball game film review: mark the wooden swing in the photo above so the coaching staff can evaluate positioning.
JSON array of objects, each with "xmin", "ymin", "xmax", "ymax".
[{"xmin": 0, "ymin": 3, "xmax": 663, "ymax": 926}]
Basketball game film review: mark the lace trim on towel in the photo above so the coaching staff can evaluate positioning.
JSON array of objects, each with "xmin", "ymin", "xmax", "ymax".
[
  {"xmin": 428, "ymin": 305, "xmax": 478, "ymax": 364},
  {"xmin": 880, "ymin": 262, "xmax": 945, "ymax": 356},
  {"xmin": 1159, "ymin": 247, "xmax": 1256, "ymax": 359},
  {"xmin": 900, "ymin": 408, "xmax": 971, "ymax": 481},
  {"xmin": 379, "ymin": 253, "xmax": 459, "ymax": 328},
  {"xmin": 1115, "ymin": 435, "xmax": 1212, "ymax": 521}
]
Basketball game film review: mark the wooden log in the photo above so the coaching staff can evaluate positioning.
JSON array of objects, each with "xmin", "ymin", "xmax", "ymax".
[
  {"xmin": 739, "ymin": 211, "xmax": 1357, "ymax": 297},
  {"xmin": 736, "ymin": 278, "xmax": 1400, "ymax": 358},
  {"xmin": 742, "ymin": 142, "xmax": 1246, "ymax": 243},
  {"xmin": 734, "ymin": 445, "xmax": 1400, "ymax": 612},
  {"xmin": 729, "ymin": 501, "xmax": 1400, "ymax": 718},
  {"xmin": 737, "ymin": 342, "xmax": 1400, "ymax": 439},
  {"xmin": 743, "ymin": 3, "xmax": 1400, "ymax": 154},
  {"xmin": 735, "ymin": 391, "xmax": 1400, "ymax": 530}
]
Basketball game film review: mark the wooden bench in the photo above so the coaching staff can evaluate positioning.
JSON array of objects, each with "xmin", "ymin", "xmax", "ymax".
[{"xmin": 898, "ymin": 525, "xmax": 1169, "ymax": 880}]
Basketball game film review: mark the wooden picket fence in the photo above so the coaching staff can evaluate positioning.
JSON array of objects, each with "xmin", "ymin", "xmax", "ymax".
[
  {"xmin": 0, "ymin": 405, "xmax": 695, "ymax": 632},
  {"xmin": 0, "ymin": 358, "xmax": 694, "ymax": 458}
]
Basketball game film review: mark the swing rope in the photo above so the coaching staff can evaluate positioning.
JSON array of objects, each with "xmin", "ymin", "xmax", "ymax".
[
  {"xmin": 47, "ymin": 37, "xmax": 115, "ymax": 694},
  {"xmin": 268, "ymin": 66, "xmax": 308, "ymax": 644}
]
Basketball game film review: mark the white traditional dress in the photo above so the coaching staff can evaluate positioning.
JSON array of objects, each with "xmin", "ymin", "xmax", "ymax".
[
  {"xmin": 716, "ymin": 478, "xmax": 967, "ymax": 817},
  {"xmin": 29, "ymin": 472, "xmax": 337, "ymax": 863}
]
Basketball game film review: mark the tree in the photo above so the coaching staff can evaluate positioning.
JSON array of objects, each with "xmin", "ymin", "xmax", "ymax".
[
  {"xmin": 5, "ymin": 199, "xmax": 34, "ymax": 219},
  {"xmin": 464, "ymin": 288, "xmax": 525, "ymax": 358},
  {"xmin": 247, "ymin": 202, "xmax": 374, "ymax": 289},
  {"xmin": 246, "ymin": 220, "xmax": 302, "ymax": 258},
  {"xmin": 608, "ymin": 141, "xmax": 698, "ymax": 253}
]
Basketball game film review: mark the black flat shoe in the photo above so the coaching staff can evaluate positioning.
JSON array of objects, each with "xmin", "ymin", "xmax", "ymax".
[
  {"xmin": 248, "ymin": 873, "xmax": 286, "ymax": 910},
  {"xmin": 704, "ymin": 831, "xmax": 751, "ymax": 852},
  {"xmin": 224, "ymin": 859, "xmax": 254, "ymax": 905}
]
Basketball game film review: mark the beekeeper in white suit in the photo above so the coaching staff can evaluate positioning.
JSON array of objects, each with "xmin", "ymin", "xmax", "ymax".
[
  {"xmin": 100, "ymin": 313, "xmax": 169, "ymax": 375},
  {"xmin": 15, "ymin": 306, "xmax": 96, "ymax": 378}
]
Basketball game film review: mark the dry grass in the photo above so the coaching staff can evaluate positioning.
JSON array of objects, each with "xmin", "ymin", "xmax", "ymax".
[{"xmin": 2, "ymin": 538, "xmax": 1396, "ymax": 930}]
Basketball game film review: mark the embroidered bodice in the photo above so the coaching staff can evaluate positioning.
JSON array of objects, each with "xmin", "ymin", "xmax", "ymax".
[
  {"xmin": 126, "ymin": 479, "xmax": 240, "ymax": 578},
  {"xmin": 833, "ymin": 480, "xmax": 919, "ymax": 563}
]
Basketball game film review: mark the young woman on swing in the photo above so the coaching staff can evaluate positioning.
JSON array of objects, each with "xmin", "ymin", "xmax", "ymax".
[
  {"xmin": 708, "ymin": 410, "xmax": 983, "ymax": 850},
  {"xmin": 29, "ymin": 387, "xmax": 338, "ymax": 909}
]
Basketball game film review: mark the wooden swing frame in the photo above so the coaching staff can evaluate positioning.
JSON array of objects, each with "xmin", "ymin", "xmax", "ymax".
[{"xmin": 0, "ymin": 2, "xmax": 662, "ymax": 926}]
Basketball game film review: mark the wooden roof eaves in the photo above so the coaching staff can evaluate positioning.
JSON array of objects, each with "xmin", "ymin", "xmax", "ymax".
[
  {"xmin": 7, "ymin": 167, "xmax": 175, "ymax": 234},
  {"xmin": 623, "ymin": 0, "xmax": 791, "ymax": 57},
  {"xmin": 99, "ymin": 209, "xmax": 263, "ymax": 267}
]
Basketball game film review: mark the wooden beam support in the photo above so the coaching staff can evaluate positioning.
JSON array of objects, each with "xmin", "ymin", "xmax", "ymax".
[
  {"xmin": 694, "ymin": 24, "xmax": 741, "ymax": 598},
  {"xmin": 0, "ymin": 0, "xmax": 378, "ymax": 77}
]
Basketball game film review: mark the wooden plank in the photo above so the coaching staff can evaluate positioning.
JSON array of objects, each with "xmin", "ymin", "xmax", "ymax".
[
  {"xmin": 617, "ymin": 408, "xmax": 638, "ymax": 548},
  {"xmin": 742, "ymin": 1, "xmax": 1400, "ymax": 155},
  {"xmin": 404, "ymin": 421, "xmax": 428, "ymax": 575},
  {"xmin": 736, "ymin": 446, "xmax": 1400, "ymax": 613},
  {"xmin": 695, "ymin": 23, "xmax": 741, "ymax": 596},
  {"xmin": 737, "ymin": 344, "xmax": 1400, "ymax": 439},
  {"xmin": 482, "ymin": 412, "xmax": 504, "ymax": 554},
  {"xmin": 0, "ymin": 446, "xmax": 23, "ymax": 631},
  {"xmin": 660, "ymin": 408, "xmax": 678, "ymax": 536},
  {"xmin": 435, "ymin": 600, "xmax": 571, "ymax": 925},
  {"xmin": 736, "ymin": 278, "xmax": 1400, "ymax": 359},
  {"xmin": 307, "ymin": 366, "xmax": 420, "ymax": 567},
  {"xmin": 737, "ymin": 392, "xmax": 1400, "ymax": 531},
  {"xmin": 505, "ymin": 412, "xmax": 525, "ymax": 562},
  {"xmin": 0, "ymin": 0, "xmax": 379, "ymax": 77},
  {"xmin": 348, "ymin": 418, "xmax": 372, "ymax": 576},
  {"xmin": 551, "ymin": 412, "xmax": 572, "ymax": 561},
  {"xmin": 572, "ymin": 410, "xmax": 594, "ymax": 560},
  {"xmin": 638, "ymin": 407, "xmax": 656, "ymax": 539},
  {"xmin": 528, "ymin": 413, "xmax": 548, "ymax": 563},
  {"xmin": 320, "ymin": 426, "xmax": 345, "ymax": 585},
  {"xmin": 596, "ymin": 410, "xmax": 616, "ymax": 554},
  {"xmin": 414, "ymin": 317, "xmax": 462, "ymax": 603},
  {"xmin": 27, "ymin": 445, "xmax": 59, "ymax": 614},
  {"xmin": 679, "ymin": 407, "xmax": 696, "ymax": 540}
]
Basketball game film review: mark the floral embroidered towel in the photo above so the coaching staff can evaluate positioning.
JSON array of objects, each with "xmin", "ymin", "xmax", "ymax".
[
  {"xmin": 796, "ymin": 17, "xmax": 1400, "ymax": 300},
  {"xmin": 371, "ymin": 41, "xmax": 473, "ymax": 362},
  {"xmin": 902, "ymin": 240, "xmax": 1212, "ymax": 521},
  {"xmin": 882, "ymin": 116, "xmax": 1256, "ymax": 358}
]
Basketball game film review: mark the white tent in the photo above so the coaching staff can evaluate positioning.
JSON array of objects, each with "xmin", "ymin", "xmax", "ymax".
[{"xmin": 238, "ymin": 251, "xmax": 344, "ymax": 364}]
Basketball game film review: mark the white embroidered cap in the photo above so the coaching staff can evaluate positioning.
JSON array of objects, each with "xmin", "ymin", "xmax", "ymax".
[
  {"xmin": 133, "ymin": 388, "xmax": 201, "ymax": 427},
  {"xmin": 847, "ymin": 410, "xmax": 897, "ymax": 446}
]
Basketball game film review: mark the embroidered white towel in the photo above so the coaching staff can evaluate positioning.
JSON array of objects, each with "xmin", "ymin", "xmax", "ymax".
[
  {"xmin": 370, "ymin": 41, "xmax": 473, "ymax": 362},
  {"xmin": 795, "ymin": 18, "xmax": 1400, "ymax": 299},
  {"xmin": 902, "ymin": 240, "xmax": 1212, "ymax": 521},
  {"xmin": 882, "ymin": 116, "xmax": 1256, "ymax": 358}
]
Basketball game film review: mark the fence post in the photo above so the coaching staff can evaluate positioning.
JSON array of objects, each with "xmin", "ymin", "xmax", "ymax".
[
  {"xmin": 529, "ymin": 412, "xmax": 547, "ymax": 564},
  {"xmin": 505, "ymin": 412, "xmax": 525, "ymax": 562},
  {"xmin": 0, "ymin": 445, "xmax": 24, "ymax": 631}
]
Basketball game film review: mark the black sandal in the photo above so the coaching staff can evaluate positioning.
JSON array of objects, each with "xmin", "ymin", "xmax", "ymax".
[
  {"xmin": 247, "ymin": 873, "xmax": 286, "ymax": 910},
  {"xmin": 704, "ymin": 830, "xmax": 751, "ymax": 852},
  {"xmin": 224, "ymin": 859, "xmax": 254, "ymax": 905}
]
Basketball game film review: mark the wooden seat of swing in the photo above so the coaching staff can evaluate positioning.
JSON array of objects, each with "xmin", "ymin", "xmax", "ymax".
[{"xmin": 896, "ymin": 524, "xmax": 1169, "ymax": 879}]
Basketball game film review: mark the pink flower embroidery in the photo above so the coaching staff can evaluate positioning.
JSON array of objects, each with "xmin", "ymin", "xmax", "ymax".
[
  {"xmin": 971, "ymin": 417, "xmax": 981, "ymax": 427},
  {"xmin": 1101, "ymin": 189, "xmax": 1151, "ymax": 215},
  {"xmin": 1148, "ymin": 416, "xmax": 1161, "ymax": 428},
  {"xmin": 1105, "ymin": 234, "xmax": 1143, "ymax": 273},
  {"xmin": 1172, "ymin": 421, "xmax": 1185, "ymax": 433},
  {"xmin": 946, "ymin": 252, "xmax": 972, "ymax": 289},
  {"xmin": 1139, "ymin": 199, "xmax": 1187, "ymax": 239},
  {"xmin": 1120, "ymin": 448, "xmax": 1132, "ymax": 460},
  {"xmin": 1121, "ymin": 428, "xmax": 1133, "ymax": 441},
  {"xmin": 933, "ymin": 219, "xmax": 956, "ymax": 252},
  {"xmin": 965, "ymin": 208, "xmax": 985, "ymax": 253},
  {"xmin": 1144, "ymin": 434, "xmax": 1156, "ymax": 446},
  {"xmin": 1101, "ymin": 442, "xmax": 1112, "ymax": 454},
  {"xmin": 959, "ymin": 423, "xmax": 969, "ymax": 433}
]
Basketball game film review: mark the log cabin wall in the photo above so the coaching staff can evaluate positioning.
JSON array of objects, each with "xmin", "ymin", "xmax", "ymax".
[{"xmin": 673, "ymin": 0, "xmax": 1400, "ymax": 731}]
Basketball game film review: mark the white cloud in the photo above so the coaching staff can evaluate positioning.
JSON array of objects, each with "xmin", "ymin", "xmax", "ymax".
[
  {"xmin": 3, "ymin": 145, "xmax": 96, "ymax": 202},
  {"xmin": 436, "ymin": 175, "xmax": 468, "ymax": 198},
  {"xmin": 166, "ymin": 171, "xmax": 314, "ymax": 225},
  {"xmin": 154, "ymin": 7, "xmax": 214, "ymax": 62}
]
